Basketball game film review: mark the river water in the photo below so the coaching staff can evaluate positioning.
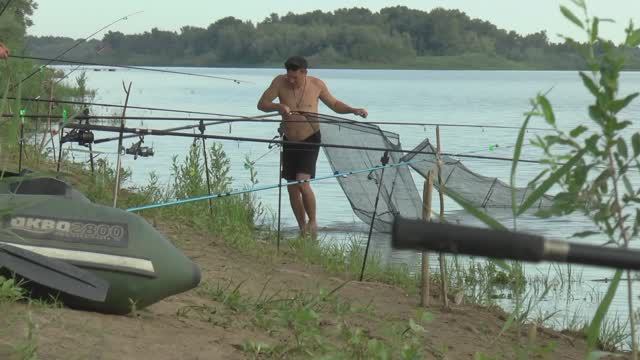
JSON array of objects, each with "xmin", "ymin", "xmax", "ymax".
[{"xmin": 54, "ymin": 66, "xmax": 640, "ymax": 339}]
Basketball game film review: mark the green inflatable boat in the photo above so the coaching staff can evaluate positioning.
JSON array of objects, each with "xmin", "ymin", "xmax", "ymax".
[{"xmin": 0, "ymin": 172, "xmax": 201, "ymax": 314}]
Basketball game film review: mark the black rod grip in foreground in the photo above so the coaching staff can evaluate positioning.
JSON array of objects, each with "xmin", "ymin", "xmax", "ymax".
[
  {"xmin": 392, "ymin": 217, "xmax": 640, "ymax": 271},
  {"xmin": 567, "ymin": 243, "xmax": 640, "ymax": 271},
  {"xmin": 392, "ymin": 217, "xmax": 546, "ymax": 262}
]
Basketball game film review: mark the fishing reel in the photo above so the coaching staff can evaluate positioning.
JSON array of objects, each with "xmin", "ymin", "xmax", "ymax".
[
  {"xmin": 124, "ymin": 136, "xmax": 154, "ymax": 160},
  {"xmin": 61, "ymin": 128, "xmax": 94, "ymax": 147},
  {"xmin": 60, "ymin": 108, "xmax": 95, "ymax": 146}
]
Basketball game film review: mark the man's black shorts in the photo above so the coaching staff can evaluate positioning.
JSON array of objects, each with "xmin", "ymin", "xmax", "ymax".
[{"xmin": 282, "ymin": 131, "xmax": 322, "ymax": 181}]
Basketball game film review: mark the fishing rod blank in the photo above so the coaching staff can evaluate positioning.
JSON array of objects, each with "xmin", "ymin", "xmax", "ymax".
[
  {"xmin": 93, "ymin": 119, "xmax": 228, "ymax": 144},
  {"xmin": 392, "ymin": 217, "xmax": 640, "ymax": 271},
  {"xmin": 11, "ymin": 55, "xmax": 251, "ymax": 84},
  {"xmin": 62, "ymin": 123, "xmax": 547, "ymax": 164},
  {"xmin": 7, "ymin": 97, "xmax": 279, "ymax": 120},
  {"xmin": 0, "ymin": 0, "xmax": 11, "ymax": 18},
  {"xmin": 126, "ymin": 156, "xmax": 432, "ymax": 212},
  {"xmin": 3, "ymin": 112, "xmax": 555, "ymax": 131},
  {"xmin": 12, "ymin": 11, "xmax": 144, "ymax": 89}
]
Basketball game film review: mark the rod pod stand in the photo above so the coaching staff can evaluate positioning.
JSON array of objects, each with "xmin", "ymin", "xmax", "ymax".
[
  {"xmin": 199, "ymin": 120, "xmax": 214, "ymax": 215},
  {"xmin": 359, "ymin": 151, "xmax": 390, "ymax": 281},
  {"xmin": 18, "ymin": 109, "xmax": 25, "ymax": 173}
]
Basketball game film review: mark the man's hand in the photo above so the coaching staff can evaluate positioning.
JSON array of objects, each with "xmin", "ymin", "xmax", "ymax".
[
  {"xmin": 0, "ymin": 43, "xmax": 9, "ymax": 60},
  {"xmin": 279, "ymin": 104, "xmax": 291, "ymax": 116},
  {"xmin": 353, "ymin": 108, "xmax": 368, "ymax": 118}
]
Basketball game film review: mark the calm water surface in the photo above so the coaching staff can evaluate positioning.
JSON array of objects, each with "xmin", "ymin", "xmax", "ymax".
[{"xmin": 56, "ymin": 66, "xmax": 640, "ymax": 335}]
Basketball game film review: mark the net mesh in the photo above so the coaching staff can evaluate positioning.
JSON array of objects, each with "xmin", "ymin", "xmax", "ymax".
[
  {"xmin": 304, "ymin": 113, "xmax": 552, "ymax": 233},
  {"xmin": 400, "ymin": 137, "xmax": 553, "ymax": 209},
  {"xmin": 316, "ymin": 114, "xmax": 423, "ymax": 232}
]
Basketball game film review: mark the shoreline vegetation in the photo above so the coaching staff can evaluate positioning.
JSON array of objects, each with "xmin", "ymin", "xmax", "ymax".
[
  {"xmin": 2, "ymin": 1, "xmax": 639, "ymax": 358},
  {"xmin": 0, "ymin": 136, "xmax": 630, "ymax": 359},
  {"xmin": 25, "ymin": 6, "xmax": 640, "ymax": 71}
]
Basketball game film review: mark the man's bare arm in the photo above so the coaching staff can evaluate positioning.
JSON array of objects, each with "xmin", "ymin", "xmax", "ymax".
[
  {"xmin": 318, "ymin": 80, "xmax": 367, "ymax": 118},
  {"xmin": 0, "ymin": 42, "xmax": 9, "ymax": 60},
  {"xmin": 257, "ymin": 76, "xmax": 289, "ymax": 114}
]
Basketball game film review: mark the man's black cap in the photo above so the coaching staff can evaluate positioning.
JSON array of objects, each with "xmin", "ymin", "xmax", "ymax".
[{"xmin": 284, "ymin": 56, "xmax": 308, "ymax": 70}]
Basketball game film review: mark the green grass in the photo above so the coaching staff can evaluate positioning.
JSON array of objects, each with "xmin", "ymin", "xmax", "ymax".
[{"xmin": 180, "ymin": 278, "xmax": 430, "ymax": 359}]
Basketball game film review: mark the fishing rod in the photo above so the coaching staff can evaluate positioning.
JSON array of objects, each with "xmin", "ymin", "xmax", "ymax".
[
  {"xmin": 91, "ymin": 112, "xmax": 281, "ymax": 144},
  {"xmin": 2, "ymin": 112, "xmax": 557, "ymax": 131},
  {"xmin": 12, "ymin": 11, "xmax": 144, "ymax": 89},
  {"xmin": 7, "ymin": 96, "xmax": 282, "ymax": 119},
  {"xmin": 392, "ymin": 216, "xmax": 640, "ymax": 271},
  {"xmin": 93, "ymin": 119, "xmax": 228, "ymax": 144},
  {"xmin": 0, "ymin": 0, "xmax": 11, "ymax": 18},
  {"xmin": 61, "ymin": 122, "xmax": 549, "ymax": 164},
  {"xmin": 11, "ymin": 55, "xmax": 251, "ymax": 84},
  {"xmin": 13, "ymin": 99, "xmax": 610, "ymax": 135},
  {"xmin": 126, "ymin": 155, "xmax": 432, "ymax": 213}
]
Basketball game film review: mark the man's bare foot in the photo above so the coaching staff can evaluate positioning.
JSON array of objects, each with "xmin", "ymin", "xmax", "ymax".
[
  {"xmin": 307, "ymin": 221, "xmax": 318, "ymax": 240},
  {"xmin": 298, "ymin": 222, "xmax": 307, "ymax": 238}
]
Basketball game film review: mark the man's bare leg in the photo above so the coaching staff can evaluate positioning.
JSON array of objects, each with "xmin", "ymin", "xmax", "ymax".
[
  {"xmin": 287, "ymin": 184, "xmax": 307, "ymax": 235},
  {"xmin": 296, "ymin": 174, "xmax": 317, "ymax": 238}
]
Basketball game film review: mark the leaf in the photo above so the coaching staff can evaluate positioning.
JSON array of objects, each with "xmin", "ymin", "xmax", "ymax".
[
  {"xmin": 588, "ymin": 105, "xmax": 605, "ymax": 125},
  {"xmin": 571, "ymin": 231, "xmax": 600, "ymax": 238},
  {"xmin": 579, "ymin": 72, "xmax": 600, "ymax": 97},
  {"xmin": 560, "ymin": 5, "xmax": 584, "ymax": 29},
  {"xmin": 569, "ymin": 125, "xmax": 589, "ymax": 138},
  {"xmin": 610, "ymin": 93, "xmax": 639, "ymax": 114},
  {"xmin": 569, "ymin": 0, "xmax": 586, "ymax": 9},
  {"xmin": 632, "ymin": 133, "xmax": 640, "ymax": 157},
  {"xmin": 587, "ymin": 270, "xmax": 622, "ymax": 352},
  {"xmin": 617, "ymin": 139, "xmax": 629, "ymax": 159},
  {"xmin": 529, "ymin": 169, "xmax": 550, "ymax": 186},
  {"xmin": 591, "ymin": 17, "xmax": 599, "ymax": 43},
  {"xmin": 537, "ymin": 95, "xmax": 556, "ymax": 126},
  {"xmin": 511, "ymin": 111, "xmax": 533, "ymax": 215},
  {"xmin": 634, "ymin": 209, "xmax": 640, "ymax": 237},
  {"xmin": 623, "ymin": 174, "xmax": 634, "ymax": 195},
  {"xmin": 518, "ymin": 149, "xmax": 587, "ymax": 216},
  {"xmin": 627, "ymin": 28, "xmax": 640, "ymax": 47}
]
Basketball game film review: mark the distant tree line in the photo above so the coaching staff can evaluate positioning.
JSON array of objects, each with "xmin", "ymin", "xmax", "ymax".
[{"xmin": 24, "ymin": 6, "xmax": 640, "ymax": 69}]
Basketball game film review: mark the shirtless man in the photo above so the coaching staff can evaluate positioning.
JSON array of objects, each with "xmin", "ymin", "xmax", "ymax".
[
  {"xmin": 0, "ymin": 42, "xmax": 9, "ymax": 59},
  {"xmin": 257, "ymin": 56, "xmax": 367, "ymax": 236}
]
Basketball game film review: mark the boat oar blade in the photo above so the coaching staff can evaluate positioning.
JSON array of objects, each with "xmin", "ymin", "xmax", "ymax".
[{"xmin": 0, "ymin": 242, "xmax": 109, "ymax": 302}]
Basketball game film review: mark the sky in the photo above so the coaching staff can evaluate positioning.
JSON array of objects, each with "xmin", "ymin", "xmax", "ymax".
[{"xmin": 28, "ymin": 0, "xmax": 640, "ymax": 44}]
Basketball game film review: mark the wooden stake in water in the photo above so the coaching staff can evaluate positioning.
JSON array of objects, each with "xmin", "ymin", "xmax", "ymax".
[
  {"xmin": 113, "ymin": 81, "xmax": 132, "ymax": 208},
  {"xmin": 436, "ymin": 126, "xmax": 449, "ymax": 310},
  {"xmin": 421, "ymin": 170, "xmax": 434, "ymax": 307}
]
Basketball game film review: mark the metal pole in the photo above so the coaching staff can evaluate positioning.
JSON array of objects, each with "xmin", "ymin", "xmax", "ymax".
[
  {"xmin": 113, "ymin": 81, "xmax": 132, "ymax": 208},
  {"xmin": 55, "ymin": 126, "xmax": 63, "ymax": 173},
  {"xmin": 18, "ymin": 116, "xmax": 24, "ymax": 173},
  {"xmin": 49, "ymin": 83, "xmax": 58, "ymax": 164},
  {"xmin": 199, "ymin": 120, "xmax": 213, "ymax": 215},
  {"xmin": 359, "ymin": 151, "xmax": 390, "ymax": 282},
  {"xmin": 277, "ymin": 143, "xmax": 283, "ymax": 252}
]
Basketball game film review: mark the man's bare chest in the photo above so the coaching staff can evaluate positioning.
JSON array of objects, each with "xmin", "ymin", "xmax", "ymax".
[{"xmin": 278, "ymin": 85, "xmax": 321, "ymax": 111}]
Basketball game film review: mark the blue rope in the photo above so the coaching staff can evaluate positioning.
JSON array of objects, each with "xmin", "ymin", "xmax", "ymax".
[{"xmin": 126, "ymin": 157, "xmax": 429, "ymax": 213}]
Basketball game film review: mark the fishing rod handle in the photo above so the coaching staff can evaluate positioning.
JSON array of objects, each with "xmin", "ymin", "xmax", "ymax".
[
  {"xmin": 562, "ymin": 243, "xmax": 640, "ymax": 271},
  {"xmin": 392, "ymin": 217, "xmax": 545, "ymax": 262}
]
